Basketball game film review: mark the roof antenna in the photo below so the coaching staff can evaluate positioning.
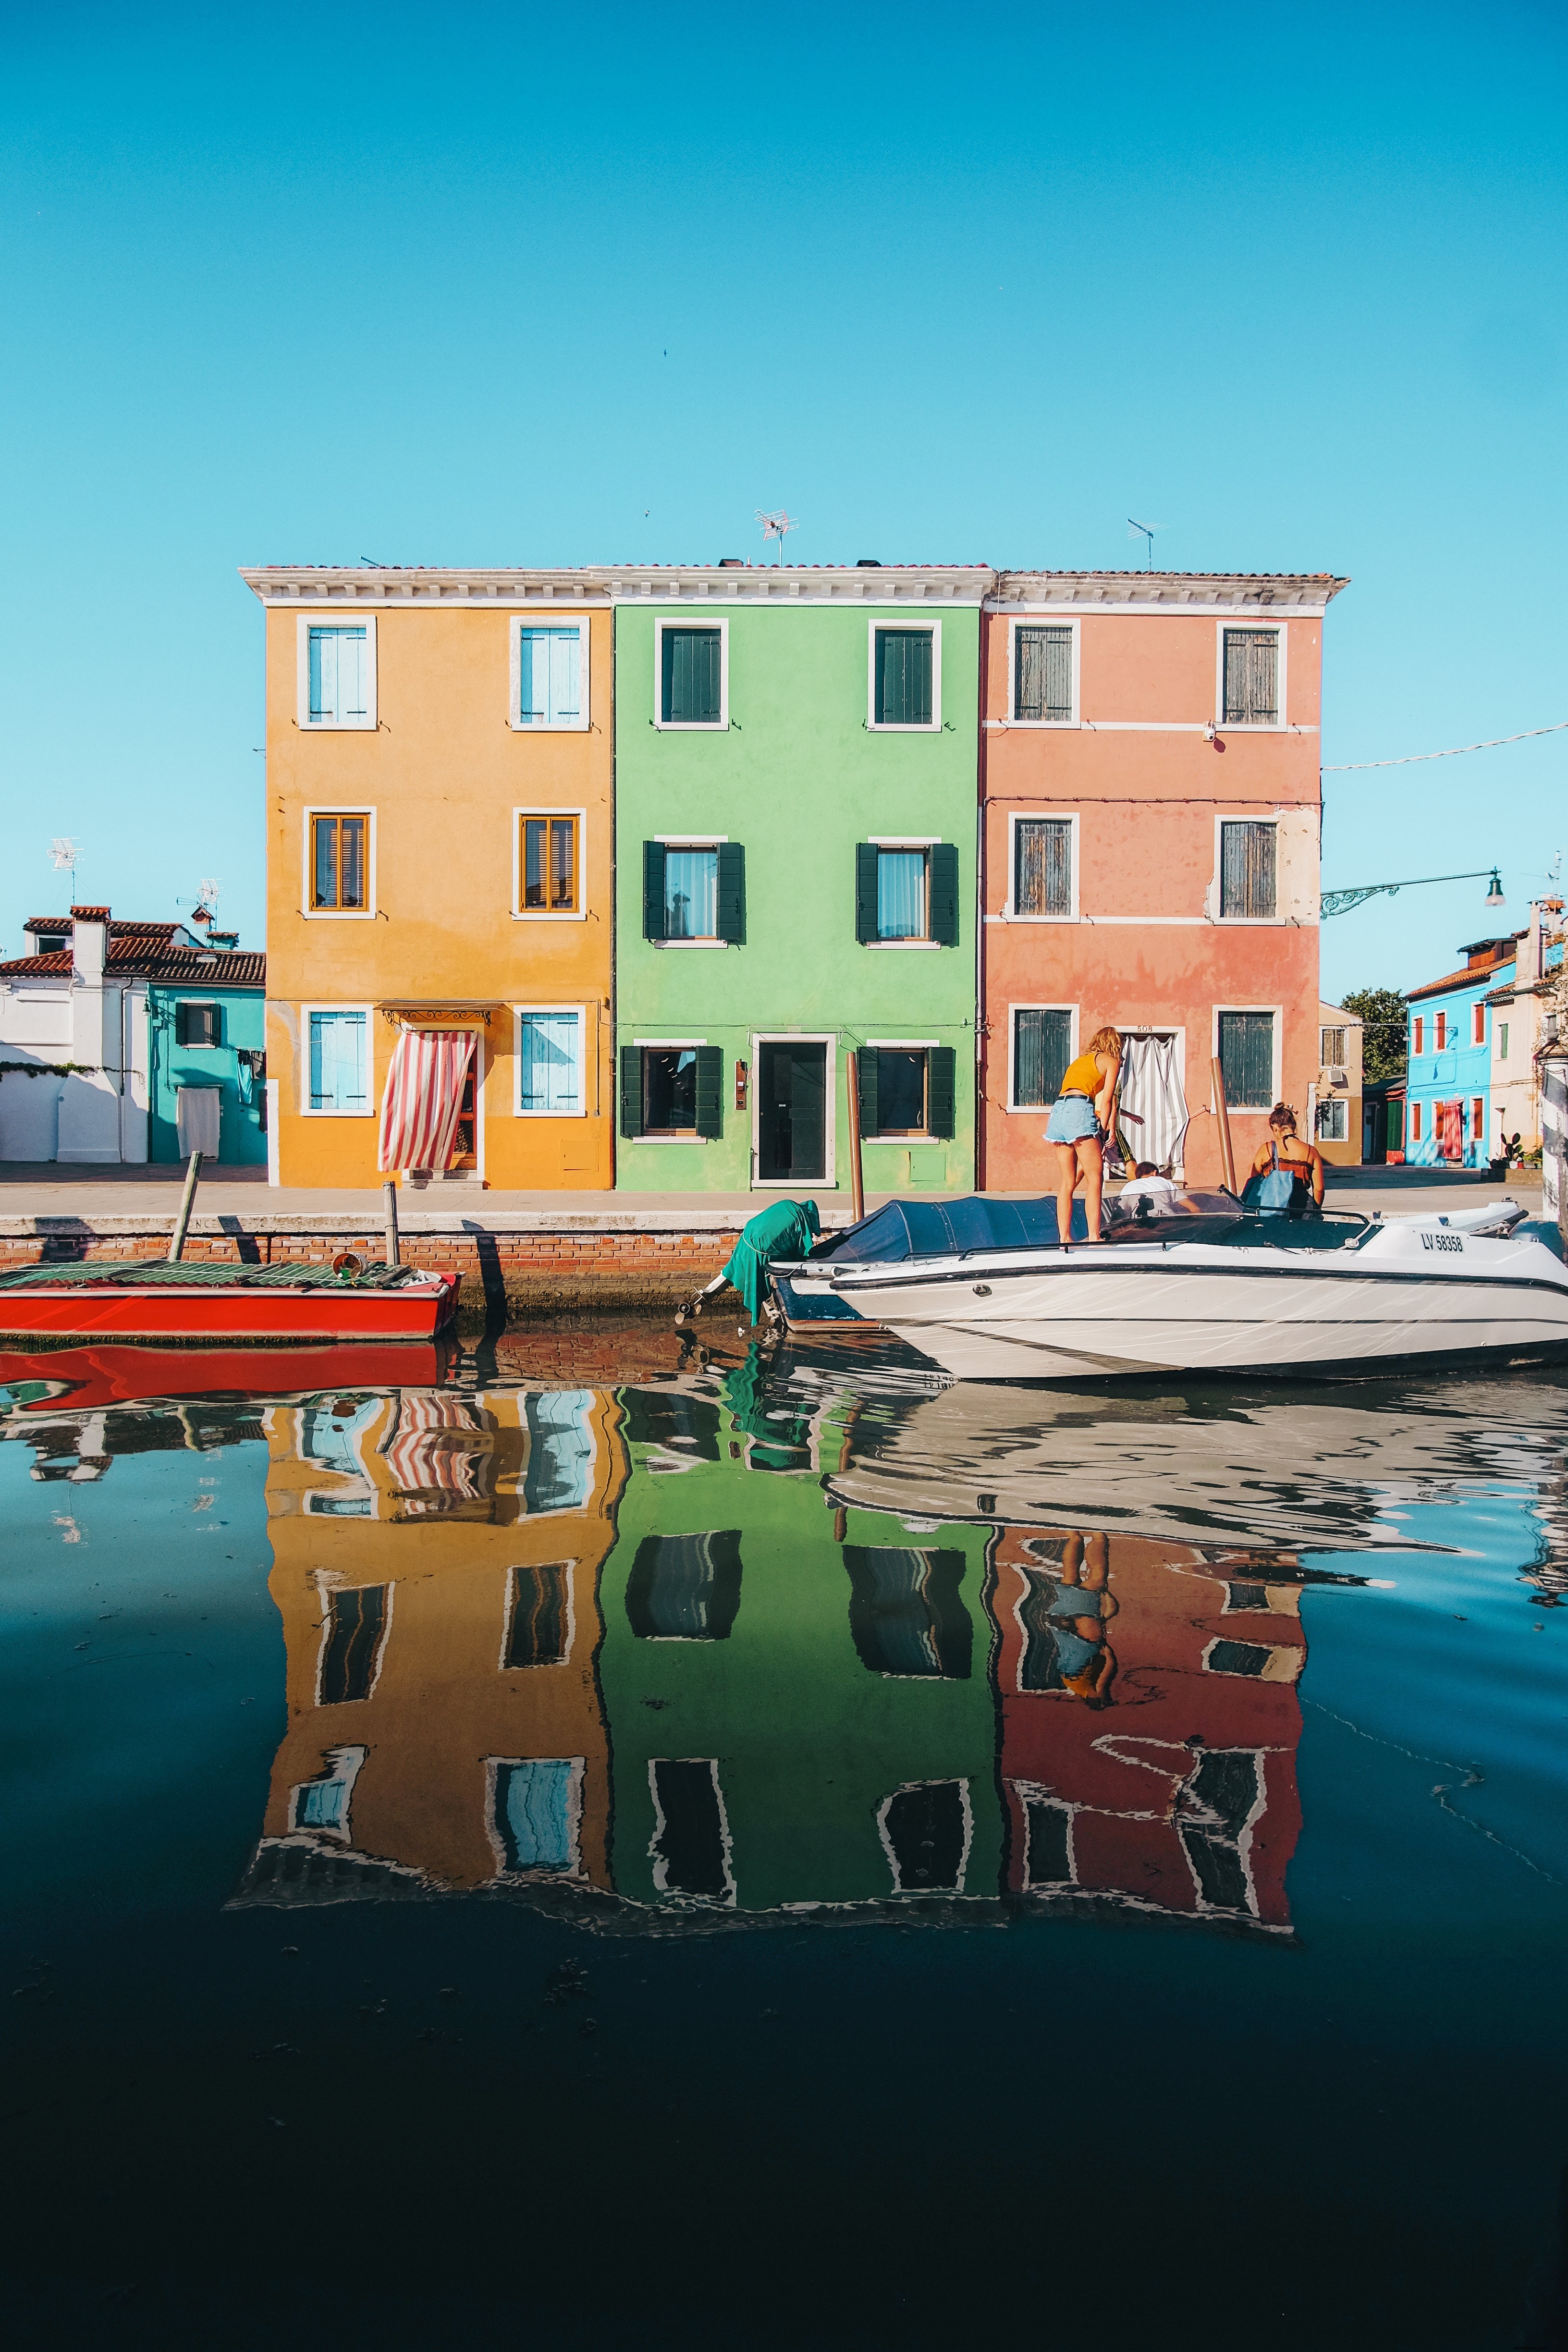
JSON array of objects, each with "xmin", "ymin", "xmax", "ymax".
[
  {"xmin": 49, "ymin": 836, "xmax": 81, "ymax": 902},
  {"xmin": 756, "ymin": 509, "xmax": 797, "ymax": 566},
  {"xmin": 1127, "ymin": 517, "xmax": 1164, "ymax": 571}
]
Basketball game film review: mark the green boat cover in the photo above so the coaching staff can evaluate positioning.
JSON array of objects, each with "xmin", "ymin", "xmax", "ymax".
[
  {"xmin": 0, "ymin": 1259, "xmax": 421, "ymax": 1293},
  {"xmin": 720, "ymin": 1198, "xmax": 821, "ymax": 1320}
]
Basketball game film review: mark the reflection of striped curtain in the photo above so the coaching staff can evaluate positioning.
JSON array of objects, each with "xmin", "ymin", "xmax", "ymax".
[
  {"xmin": 383, "ymin": 1395, "xmax": 486, "ymax": 1513},
  {"xmin": 877, "ymin": 851, "xmax": 926, "ymax": 940}
]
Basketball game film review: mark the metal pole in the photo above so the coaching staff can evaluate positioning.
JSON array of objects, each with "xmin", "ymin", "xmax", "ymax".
[
  {"xmin": 845, "ymin": 1050, "xmax": 865, "ymax": 1225},
  {"xmin": 383, "ymin": 1179, "xmax": 401, "ymax": 1268},
  {"xmin": 1211, "ymin": 1058, "xmax": 1238, "ymax": 1195},
  {"xmin": 169, "ymin": 1150, "xmax": 202, "ymax": 1262}
]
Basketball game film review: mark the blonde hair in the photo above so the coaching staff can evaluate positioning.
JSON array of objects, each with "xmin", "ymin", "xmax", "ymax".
[{"xmin": 1086, "ymin": 1025, "xmax": 1124, "ymax": 1060}]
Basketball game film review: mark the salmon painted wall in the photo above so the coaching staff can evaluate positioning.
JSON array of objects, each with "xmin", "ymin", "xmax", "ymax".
[
  {"xmin": 979, "ymin": 579, "xmax": 1345, "ymax": 1192},
  {"xmin": 252, "ymin": 580, "xmax": 614, "ymax": 1190}
]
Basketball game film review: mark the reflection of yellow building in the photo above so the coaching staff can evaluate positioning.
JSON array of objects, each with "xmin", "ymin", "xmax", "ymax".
[{"xmin": 254, "ymin": 1387, "xmax": 625, "ymax": 1893}]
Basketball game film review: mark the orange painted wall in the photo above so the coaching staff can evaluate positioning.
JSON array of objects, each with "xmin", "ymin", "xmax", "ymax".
[
  {"xmin": 261, "ymin": 600, "xmax": 614, "ymax": 1189},
  {"xmin": 980, "ymin": 602, "xmax": 1330, "ymax": 1191}
]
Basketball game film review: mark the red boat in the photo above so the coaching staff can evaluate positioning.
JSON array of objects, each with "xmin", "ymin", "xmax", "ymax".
[
  {"xmin": 0, "ymin": 1258, "xmax": 460, "ymax": 1344},
  {"xmin": 0, "ymin": 1339, "xmax": 444, "ymax": 1410}
]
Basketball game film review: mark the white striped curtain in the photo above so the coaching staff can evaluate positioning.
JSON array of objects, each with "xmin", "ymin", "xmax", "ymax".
[{"xmin": 377, "ymin": 1028, "xmax": 475, "ymax": 1172}]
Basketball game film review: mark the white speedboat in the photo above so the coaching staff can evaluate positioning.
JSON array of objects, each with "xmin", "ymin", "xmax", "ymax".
[{"xmin": 770, "ymin": 1191, "xmax": 1568, "ymax": 1382}]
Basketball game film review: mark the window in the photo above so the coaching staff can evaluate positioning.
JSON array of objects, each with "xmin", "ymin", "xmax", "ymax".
[
  {"xmin": 504, "ymin": 1563, "xmax": 573, "ymax": 1669},
  {"xmin": 491, "ymin": 1757, "xmax": 581, "ymax": 1874},
  {"xmin": 1320, "ymin": 1026, "xmax": 1346, "ymax": 1068},
  {"xmin": 649, "ymin": 1758, "xmax": 734, "ymax": 1902},
  {"xmin": 522, "ymin": 1391, "xmax": 593, "ymax": 1514},
  {"xmin": 1472, "ymin": 1003, "xmax": 1485, "ymax": 1046},
  {"xmin": 844, "ymin": 1546, "xmax": 972, "ymax": 1679},
  {"xmin": 1021, "ymin": 1794, "xmax": 1074, "ymax": 1888},
  {"xmin": 880, "ymin": 1780, "xmax": 969, "ymax": 1894},
  {"xmin": 290, "ymin": 1745, "xmax": 366, "ymax": 1841},
  {"xmin": 1500, "ymin": 1021, "xmax": 1510, "ymax": 1061},
  {"xmin": 513, "ymin": 624, "xmax": 585, "ymax": 730},
  {"xmin": 642, "ymin": 843, "xmax": 744, "ymax": 943},
  {"xmin": 657, "ymin": 622, "xmax": 725, "ymax": 727},
  {"xmin": 1012, "ymin": 1008, "xmax": 1072, "ymax": 1108},
  {"xmin": 1013, "ymin": 625, "xmax": 1073, "ymax": 723},
  {"xmin": 175, "ymin": 1001, "xmax": 220, "ymax": 1049},
  {"xmin": 1315, "ymin": 1098, "xmax": 1348, "ymax": 1141},
  {"xmin": 301, "ymin": 622, "xmax": 374, "ymax": 728},
  {"xmin": 307, "ymin": 1010, "xmax": 369, "ymax": 1113},
  {"xmin": 310, "ymin": 814, "xmax": 369, "ymax": 912},
  {"xmin": 1471, "ymin": 1096, "xmax": 1484, "ymax": 1142},
  {"xmin": 870, "ymin": 625, "xmax": 938, "ymax": 729},
  {"xmin": 1222, "ymin": 628, "xmax": 1279, "ymax": 725},
  {"xmin": 626, "ymin": 1530, "xmax": 743, "ymax": 1641},
  {"xmin": 857, "ymin": 1046, "xmax": 956, "ymax": 1140},
  {"xmin": 1388, "ymin": 1098, "xmax": 1405, "ymax": 1151},
  {"xmin": 515, "ymin": 1010, "xmax": 583, "ymax": 1115},
  {"xmin": 1411, "ymin": 1100, "xmax": 1423, "ymax": 1143},
  {"xmin": 318, "ymin": 1583, "xmax": 388, "ymax": 1704},
  {"xmin": 1180, "ymin": 1750, "xmax": 1262, "ymax": 1913},
  {"xmin": 1013, "ymin": 818, "xmax": 1073, "ymax": 917},
  {"xmin": 516, "ymin": 814, "xmax": 579, "ymax": 914},
  {"xmin": 1217, "ymin": 1011, "xmax": 1274, "ymax": 1110},
  {"xmin": 620, "ymin": 1044, "xmax": 723, "ymax": 1139},
  {"xmin": 1413, "ymin": 1015, "xmax": 1425, "ymax": 1056},
  {"xmin": 855, "ymin": 843, "xmax": 959, "ymax": 945},
  {"xmin": 1435, "ymin": 1012, "xmax": 1448, "ymax": 1050},
  {"xmin": 1219, "ymin": 821, "xmax": 1277, "ymax": 919}
]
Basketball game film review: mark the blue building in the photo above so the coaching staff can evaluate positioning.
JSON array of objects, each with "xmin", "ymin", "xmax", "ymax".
[
  {"xmin": 147, "ymin": 931, "xmax": 267, "ymax": 1164},
  {"xmin": 1403, "ymin": 933, "xmax": 1518, "ymax": 1168}
]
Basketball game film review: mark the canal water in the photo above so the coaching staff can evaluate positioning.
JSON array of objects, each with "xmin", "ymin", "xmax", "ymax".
[{"xmin": 2, "ymin": 1324, "xmax": 1566, "ymax": 2350}]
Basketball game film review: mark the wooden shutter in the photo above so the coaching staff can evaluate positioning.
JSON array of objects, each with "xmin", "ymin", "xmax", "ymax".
[
  {"xmin": 716, "ymin": 843, "xmax": 746, "ymax": 944},
  {"xmin": 875, "ymin": 629, "xmax": 933, "ymax": 726},
  {"xmin": 1013, "ymin": 1008, "xmax": 1070, "ymax": 1107},
  {"xmin": 927, "ymin": 1047, "xmax": 956, "ymax": 1139},
  {"xmin": 662, "ymin": 628, "xmax": 722, "ymax": 723},
  {"xmin": 642, "ymin": 842, "xmax": 667, "ymax": 941},
  {"xmin": 1219, "ymin": 1012, "xmax": 1274, "ymax": 1110},
  {"xmin": 858, "ymin": 1047, "xmax": 880, "ymax": 1139},
  {"xmin": 1014, "ymin": 626, "xmax": 1072, "ymax": 722},
  {"xmin": 929, "ymin": 843, "xmax": 960, "ymax": 946},
  {"xmin": 1220, "ymin": 822, "xmax": 1276, "ymax": 919},
  {"xmin": 1014, "ymin": 820, "xmax": 1071, "ymax": 917},
  {"xmin": 1223, "ymin": 630, "xmax": 1278, "ymax": 725},
  {"xmin": 619, "ymin": 1046, "xmax": 644, "ymax": 1138},
  {"xmin": 695, "ymin": 1046, "xmax": 723, "ymax": 1139},
  {"xmin": 855, "ymin": 843, "xmax": 879, "ymax": 943}
]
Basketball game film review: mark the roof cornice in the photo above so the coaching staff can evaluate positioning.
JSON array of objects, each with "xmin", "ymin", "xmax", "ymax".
[
  {"xmin": 988, "ymin": 570, "xmax": 1348, "ymax": 614},
  {"xmin": 239, "ymin": 564, "xmax": 992, "ymax": 607}
]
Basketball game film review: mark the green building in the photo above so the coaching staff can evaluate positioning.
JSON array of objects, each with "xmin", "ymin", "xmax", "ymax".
[
  {"xmin": 597, "ymin": 1370, "xmax": 1001, "ymax": 1917},
  {"xmin": 611, "ymin": 566, "xmax": 985, "ymax": 1199}
]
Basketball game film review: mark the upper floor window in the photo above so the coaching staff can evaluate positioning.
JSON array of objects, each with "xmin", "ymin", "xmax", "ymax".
[
  {"xmin": 1412, "ymin": 1015, "xmax": 1425, "ymax": 1055},
  {"xmin": 310, "ymin": 813, "xmax": 370, "ymax": 913},
  {"xmin": 1219, "ymin": 821, "xmax": 1276, "ymax": 920},
  {"xmin": 1435, "ymin": 1012, "xmax": 1448, "ymax": 1050},
  {"xmin": 855, "ymin": 842, "xmax": 959, "ymax": 946},
  {"xmin": 1500, "ymin": 1021, "xmax": 1510, "ymax": 1061},
  {"xmin": 1013, "ymin": 818, "xmax": 1074, "ymax": 918},
  {"xmin": 1222, "ymin": 628, "xmax": 1280, "ymax": 726},
  {"xmin": 1320, "ymin": 1026, "xmax": 1346, "ymax": 1068},
  {"xmin": 512, "ymin": 623, "xmax": 586, "ymax": 731},
  {"xmin": 870, "ymin": 624, "xmax": 939, "ymax": 730},
  {"xmin": 516, "ymin": 813, "xmax": 579, "ymax": 915},
  {"xmin": 656, "ymin": 622, "xmax": 726, "ymax": 728},
  {"xmin": 642, "ymin": 842, "xmax": 744, "ymax": 943},
  {"xmin": 318, "ymin": 1582, "xmax": 389, "ymax": 1704},
  {"xmin": 1472, "ymin": 1003, "xmax": 1485, "ymax": 1046},
  {"xmin": 175, "ymin": 1001, "xmax": 221, "ymax": 1049},
  {"xmin": 1012, "ymin": 625, "xmax": 1074, "ymax": 723},
  {"xmin": 299, "ymin": 619, "xmax": 376, "ymax": 730}
]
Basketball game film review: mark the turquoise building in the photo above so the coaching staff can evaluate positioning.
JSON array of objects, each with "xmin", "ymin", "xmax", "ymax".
[
  {"xmin": 1404, "ymin": 933, "xmax": 1515, "ymax": 1168},
  {"xmin": 147, "ymin": 933, "xmax": 267, "ymax": 1164}
]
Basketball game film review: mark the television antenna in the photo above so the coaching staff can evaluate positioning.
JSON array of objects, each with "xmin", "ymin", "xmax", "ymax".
[
  {"xmin": 1127, "ymin": 517, "xmax": 1164, "ymax": 570},
  {"xmin": 756, "ymin": 509, "xmax": 797, "ymax": 565},
  {"xmin": 49, "ymin": 837, "xmax": 82, "ymax": 898}
]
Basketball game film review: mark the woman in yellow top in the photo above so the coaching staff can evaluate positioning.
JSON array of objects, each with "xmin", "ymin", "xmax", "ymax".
[{"xmin": 1045, "ymin": 1026, "xmax": 1124, "ymax": 1245}]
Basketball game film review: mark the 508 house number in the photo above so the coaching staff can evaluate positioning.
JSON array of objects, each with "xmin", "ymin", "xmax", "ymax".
[{"xmin": 1421, "ymin": 1232, "xmax": 1464, "ymax": 1253}]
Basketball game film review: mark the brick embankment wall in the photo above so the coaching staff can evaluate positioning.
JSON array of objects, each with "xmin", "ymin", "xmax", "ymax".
[{"xmin": 0, "ymin": 1227, "xmax": 742, "ymax": 1312}]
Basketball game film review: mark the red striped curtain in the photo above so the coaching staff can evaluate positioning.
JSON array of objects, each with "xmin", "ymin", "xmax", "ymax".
[
  {"xmin": 378, "ymin": 1028, "xmax": 476, "ymax": 1174},
  {"xmin": 1438, "ymin": 1099, "xmax": 1464, "ymax": 1161}
]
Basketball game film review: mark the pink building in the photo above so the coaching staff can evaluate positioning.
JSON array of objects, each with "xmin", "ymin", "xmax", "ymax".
[{"xmin": 980, "ymin": 570, "xmax": 1348, "ymax": 1192}]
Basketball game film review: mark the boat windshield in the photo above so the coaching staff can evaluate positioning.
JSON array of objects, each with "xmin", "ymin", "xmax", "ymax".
[{"xmin": 811, "ymin": 1190, "xmax": 1246, "ymax": 1263}]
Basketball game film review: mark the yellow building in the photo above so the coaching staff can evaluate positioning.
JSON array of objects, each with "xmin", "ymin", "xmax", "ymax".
[
  {"xmin": 242, "ymin": 568, "xmax": 614, "ymax": 1190},
  {"xmin": 251, "ymin": 1386, "xmax": 625, "ymax": 1893}
]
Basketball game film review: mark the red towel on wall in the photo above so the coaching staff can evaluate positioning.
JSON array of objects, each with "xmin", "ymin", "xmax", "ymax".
[{"xmin": 377, "ymin": 1029, "xmax": 475, "ymax": 1174}]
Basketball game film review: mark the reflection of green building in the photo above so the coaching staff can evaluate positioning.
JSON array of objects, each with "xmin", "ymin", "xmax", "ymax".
[{"xmin": 600, "ymin": 1372, "xmax": 999, "ymax": 1914}]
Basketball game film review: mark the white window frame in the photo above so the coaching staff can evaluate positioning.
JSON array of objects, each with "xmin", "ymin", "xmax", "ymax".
[
  {"xmin": 1212, "ymin": 1004, "xmax": 1282, "ymax": 1113},
  {"xmin": 483, "ymin": 1753, "xmax": 586, "ymax": 1880},
  {"xmin": 648, "ymin": 1756, "xmax": 735, "ymax": 1905},
  {"xmin": 1315, "ymin": 1097, "xmax": 1348, "ymax": 1142},
  {"xmin": 866, "ymin": 841, "xmax": 942, "ymax": 949},
  {"xmin": 1004, "ymin": 810, "xmax": 1079, "ymax": 921},
  {"xmin": 511, "ymin": 806, "xmax": 588, "ymax": 922},
  {"xmin": 1006, "ymin": 615, "xmax": 1080, "ymax": 728},
  {"xmin": 877, "ymin": 1777, "xmax": 974, "ymax": 1896},
  {"xmin": 178, "ymin": 1000, "xmax": 222, "ymax": 1051},
  {"xmin": 512, "ymin": 1003, "xmax": 588, "ymax": 1118},
  {"xmin": 1213, "ymin": 814, "xmax": 1281, "ymax": 925},
  {"xmin": 297, "ymin": 614, "xmax": 378, "ymax": 732},
  {"xmin": 1214, "ymin": 622, "xmax": 1287, "ymax": 732},
  {"xmin": 651, "ymin": 838, "xmax": 729, "ymax": 948},
  {"xmin": 1006, "ymin": 1002, "xmax": 1078, "ymax": 1113},
  {"xmin": 862, "ymin": 1039, "xmax": 941, "ymax": 1142},
  {"xmin": 1472, "ymin": 1002, "xmax": 1486, "ymax": 1046},
  {"xmin": 749, "ymin": 1029, "xmax": 837, "ymax": 1190},
  {"xmin": 867, "ymin": 618, "xmax": 942, "ymax": 733},
  {"xmin": 508, "ymin": 615, "xmax": 590, "ymax": 733},
  {"xmin": 302, "ymin": 805, "xmax": 377, "ymax": 922},
  {"xmin": 301, "ymin": 1002, "xmax": 375, "ymax": 1117},
  {"xmin": 628, "ymin": 1039, "xmax": 710, "ymax": 1145},
  {"xmin": 497, "ymin": 1559, "xmax": 580, "ymax": 1672},
  {"xmin": 653, "ymin": 616, "xmax": 729, "ymax": 732},
  {"xmin": 311, "ymin": 1572, "xmax": 394, "ymax": 1704}
]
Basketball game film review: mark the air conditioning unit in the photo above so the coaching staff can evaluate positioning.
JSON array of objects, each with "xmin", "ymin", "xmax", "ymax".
[{"xmin": 1324, "ymin": 1066, "xmax": 1348, "ymax": 1089}]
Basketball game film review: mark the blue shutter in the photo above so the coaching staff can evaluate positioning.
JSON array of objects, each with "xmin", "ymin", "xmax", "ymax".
[
  {"xmin": 341, "ymin": 628, "xmax": 367, "ymax": 721},
  {"xmin": 551, "ymin": 628, "xmax": 581, "ymax": 724},
  {"xmin": 520, "ymin": 1012, "xmax": 581, "ymax": 1113},
  {"xmin": 517, "ymin": 630, "xmax": 540, "ymax": 724},
  {"xmin": 308, "ymin": 629, "xmax": 330, "ymax": 721},
  {"xmin": 310, "ymin": 1011, "xmax": 367, "ymax": 1111}
]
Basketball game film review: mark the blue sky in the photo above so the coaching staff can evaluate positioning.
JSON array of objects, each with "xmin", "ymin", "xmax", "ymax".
[{"xmin": 1, "ymin": 0, "xmax": 1563, "ymax": 1000}]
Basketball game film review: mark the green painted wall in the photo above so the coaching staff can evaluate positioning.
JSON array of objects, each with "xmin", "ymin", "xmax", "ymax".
[
  {"xmin": 613, "ymin": 601, "xmax": 980, "ymax": 1196},
  {"xmin": 598, "ymin": 1373, "xmax": 1000, "ymax": 1916}
]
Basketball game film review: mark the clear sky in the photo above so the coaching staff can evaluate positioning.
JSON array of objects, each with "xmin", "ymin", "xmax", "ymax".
[{"xmin": 1, "ymin": 0, "xmax": 1563, "ymax": 999}]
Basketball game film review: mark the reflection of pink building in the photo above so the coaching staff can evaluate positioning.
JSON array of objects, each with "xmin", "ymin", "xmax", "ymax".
[
  {"xmin": 979, "ymin": 572, "xmax": 1347, "ymax": 1191},
  {"xmin": 992, "ymin": 1528, "xmax": 1307, "ymax": 1930}
]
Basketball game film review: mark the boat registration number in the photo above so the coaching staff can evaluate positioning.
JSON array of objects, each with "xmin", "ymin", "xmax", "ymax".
[{"xmin": 1421, "ymin": 1232, "xmax": 1464, "ymax": 1253}]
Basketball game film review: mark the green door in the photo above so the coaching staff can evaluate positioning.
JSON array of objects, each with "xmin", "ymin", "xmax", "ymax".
[{"xmin": 758, "ymin": 1042, "xmax": 826, "ymax": 1183}]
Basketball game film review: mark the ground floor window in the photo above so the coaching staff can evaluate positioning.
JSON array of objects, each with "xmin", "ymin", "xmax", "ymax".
[
  {"xmin": 1012, "ymin": 1008, "xmax": 1072, "ymax": 1108},
  {"xmin": 1472, "ymin": 1096, "xmax": 1484, "ymax": 1142},
  {"xmin": 308, "ymin": 1009, "xmax": 369, "ymax": 1113},
  {"xmin": 1315, "ymin": 1098, "xmax": 1348, "ymax": 1142},
  {"xmin": 620, "ymin": 1045, "xmax": 723, "ymax": 1139},
  {"xmin": 1217, "ymin": 1010, "xmax": 1274, "ymax": 1110},
  {"xmin": 859, "ymin": 1044, "xmax": 956, "ymax": 1139},
  {"xmin": 516, "ymin": 1010, "xmax": 582, "ymax": 1114},
  {"xmin": 1411, "ymin": 1101, "xmax": 1423, "ymax": 1143}
]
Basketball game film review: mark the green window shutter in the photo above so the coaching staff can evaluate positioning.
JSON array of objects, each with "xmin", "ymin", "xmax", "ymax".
[
  {"xmin": 662, "ymin": 627, "xmax": 723, "ymax": 723},
  {"xmin": 1218, "ymin": 1012, "xmax": 1274, "ymax": 1110},
  {"xmin": 929, "ymin": 843, "xmax": 960, "ymax": 946},
  {"xmin": 858, "ymin": 1047, "xmax": 880, "ymax": 1139},
  {"xmin": 694, "ymin": 1046, "xmax": 723, "ymax": 1139},
  {"xmin": 619, "ymin": 1046, "xmax": 645, "ymax": 1138},
  {"xmin": 642, "ymin": 841, "xmax": 667, "ymax": 941},
  {"xmin": 927, "ymin": 1047, "xmax": 956, "ymax": 1139},
  {"xmin": 716, "ymin": 842, "xmax": 746, "ymax": 944},
  {"xmin": 1013, "ymin": 1009, "xmax": 1071, "ymax": 1107},
  {"xmin": 874, "ymin": 629, "xmax": 934, "ymax": 726},
  {"xmin": 174, "ymin": 1001, "xmax": 191, "ymax": 1047},
  {"xmin": 855, "ymin": 843, "xmax": 879, "ymax": 943}
]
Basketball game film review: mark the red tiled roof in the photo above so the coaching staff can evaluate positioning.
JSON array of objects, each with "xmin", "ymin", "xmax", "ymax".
[
  {"xmin": 25, "ymin": 915, "xmax": 182, "ymax": 938},
  {"xmin": 1406, "ymin": 955, "xmax": 1513, "ymax": 1003},
  {"xmin": 0, "ymin": 944, "xmax": 264, "ymax": 985},
  {"xmin": 69, "ymin": 903, "xmax": 111, "ymax": 920}
]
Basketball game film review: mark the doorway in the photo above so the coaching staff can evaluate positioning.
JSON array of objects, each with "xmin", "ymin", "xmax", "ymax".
[{"xmin": 756, "ymin": 1040, "xmax": 828, "ymax": 1185}]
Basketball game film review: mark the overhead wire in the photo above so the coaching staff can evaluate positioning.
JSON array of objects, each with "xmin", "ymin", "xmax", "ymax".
[{"xmin": 1323, "ymin": 719, "xmax": 1568, "ymax": 772}]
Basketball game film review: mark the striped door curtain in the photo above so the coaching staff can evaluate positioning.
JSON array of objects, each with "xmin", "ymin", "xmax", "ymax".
[
  {"xmin": 1117, "ymin": 1034, "xmax": 1189, "ymax": 1171},
  {"xmin": 377, "ymin": 1028, "xmax": 476, "ymax": 1172},
  {"xmin": 1438, "ymin": 1098, "xmax": 1465, "ymax": 1162}
]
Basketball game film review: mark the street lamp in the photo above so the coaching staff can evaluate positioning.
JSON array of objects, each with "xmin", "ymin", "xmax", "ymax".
[{"xmin": 1320, "ymin": 867, "xmax": 1506, "ymax": 920}]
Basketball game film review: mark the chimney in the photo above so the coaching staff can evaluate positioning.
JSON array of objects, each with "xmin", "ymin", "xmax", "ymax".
[
  {"xmin": 1519, "ymin": 905, "xmax": 1545, "ymax": 988},
  {"xmin": 69, "ymin": 905, "xmax": 109, "ymax": 983}
]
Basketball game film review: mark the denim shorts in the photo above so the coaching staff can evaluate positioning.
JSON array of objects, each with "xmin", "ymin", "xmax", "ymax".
[{"xmin": 1045, "ymin": 1096, "xmax": 1101, "ymax": 1145}]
